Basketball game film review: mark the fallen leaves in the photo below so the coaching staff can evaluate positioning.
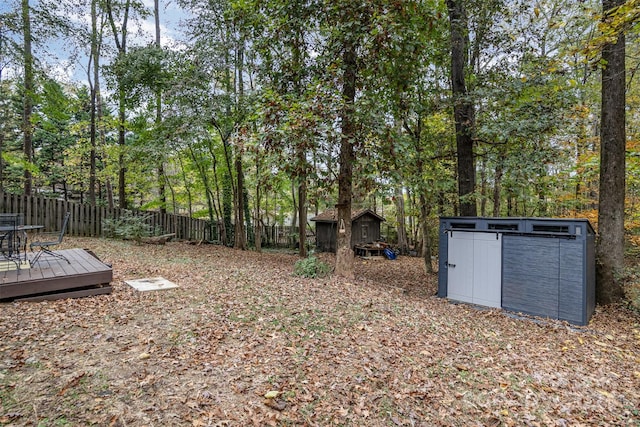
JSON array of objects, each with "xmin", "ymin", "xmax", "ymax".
[
  {"xmin": 263, "ymin": 397, "xmax": 287, "ymax": 411},
  {"xmin": 57, "ymin": 372, "xmax": 87, "ymax": 396},
  {"xmin": 0, "ymin": 237, "xmax": 638, "ymax": 426}
]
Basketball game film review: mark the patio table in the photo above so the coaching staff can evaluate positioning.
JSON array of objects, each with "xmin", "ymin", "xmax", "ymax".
[{"xmin": 0, "ymin": 224, "xmax": 44, "ymax": 270}]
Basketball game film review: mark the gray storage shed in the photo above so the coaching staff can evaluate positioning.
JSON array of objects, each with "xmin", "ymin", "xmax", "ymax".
[{"xmin": 438, "ymin": 217, "xmax": 596, "ymax": 325}]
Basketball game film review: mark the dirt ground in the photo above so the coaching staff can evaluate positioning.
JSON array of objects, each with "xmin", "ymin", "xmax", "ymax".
[{"xmin": 1, "ymin": 237, "xmax": 639, "ymax": 426}]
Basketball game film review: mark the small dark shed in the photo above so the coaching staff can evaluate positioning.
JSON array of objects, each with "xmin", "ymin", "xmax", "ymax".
[
  {"xmin": 438, "ymin": 217, "xmax": 596, "ymax": 325},
  {"xmin": 311, "ymin": 209, "xmax": 385, "ymax": 253}
]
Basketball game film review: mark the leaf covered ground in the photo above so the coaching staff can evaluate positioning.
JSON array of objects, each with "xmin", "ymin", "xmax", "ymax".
[{"xmin": 1, "ymin": 237, "xmax": 639, "ymax": 426}]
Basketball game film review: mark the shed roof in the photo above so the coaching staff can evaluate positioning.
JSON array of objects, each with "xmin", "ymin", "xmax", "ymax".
[
  {"xmin": 439, "ymin": 216, "xmax": 595, "ymax": 235},
  {"xmin": 310, "ymin": 208, "xmax": 385, "ymax": 223}
]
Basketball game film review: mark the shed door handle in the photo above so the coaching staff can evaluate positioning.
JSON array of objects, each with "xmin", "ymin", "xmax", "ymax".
[{"xmin": 448, "ymin": 263, "xmax": 456, "ymax": 268}]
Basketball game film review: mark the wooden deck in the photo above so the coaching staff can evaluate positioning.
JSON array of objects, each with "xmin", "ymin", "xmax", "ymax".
[{"xmin": 0, "ymin": 248, "xmax": 113, "ymax": 301}]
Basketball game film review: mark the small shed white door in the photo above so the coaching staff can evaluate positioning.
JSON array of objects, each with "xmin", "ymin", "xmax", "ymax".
[
  {"xmin": 447, "ymin": 231, "xmax": 502, "ymax": 308},
  {"xmin": 447, "ymin": 231, "xmax": 475, "ymax": 304},
  {"xmin": 472, "ymin": 233, "xmax": 502, "ymax": 308}
]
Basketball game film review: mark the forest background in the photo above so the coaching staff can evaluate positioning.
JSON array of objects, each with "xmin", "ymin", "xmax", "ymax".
[{"xmin": 1, "ymin": 0, "xmax": 640, "ymax": 305}]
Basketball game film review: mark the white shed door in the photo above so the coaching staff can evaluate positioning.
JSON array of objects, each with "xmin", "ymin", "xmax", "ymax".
[
  {"xmin": 447, "ymin": 231, "xmax": 475, "ymax": 304},
  {"xmin": 447, "ymin": 231, "xmax": 502, "ymax": 308},
  {"xmin": 472, "ymin": 233, "xmax": 502, "ymax": 308}
]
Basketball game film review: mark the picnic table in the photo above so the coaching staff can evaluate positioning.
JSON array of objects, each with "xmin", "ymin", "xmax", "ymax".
[{"xmin": 354, "ymin": 243, "xmax": 388, "ymax": 258}]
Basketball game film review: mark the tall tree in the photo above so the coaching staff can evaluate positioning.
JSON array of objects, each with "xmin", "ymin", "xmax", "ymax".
[
  {"xmin": 394, "ymin": 186, "xmax": 409, "ymax": 254},
  {"xmin": 335, "ymin": 35, "xmax": 357, "ymax": 278},
  {"xmin": 106, "ymin": 0, "xmax": 133, "ymax": 209},
  {"xmin": 172, "ymin": 0, "xmax": 254, "ymax": 248},
  {"xmin": 21, "ymin": 0, "xmax": 34, "ymax": 195},
  {"xmin": 233, "ymin": 29, "xmax": 247, "ymax": 250},
  {"xmin": 0, "ymin": 21, "xmax": 14, "ymax": 193},
  {"xmin": 250, "ymin": 0, "xmax": 317, "ymax": 257},
  {"xmin": 154, "ymin": 0, "xmax": 166, "ymax": 215},
  {"xmin": 596, "ymin": 0, "xmax": 626, "ymax": 304},
  {"xmin": 87, "ymin": 0, "xmax": 103, "ymax": 205},
  {"xmin": 447, "ymin": 0, "xmax": 476, "ymax": 216},
  {"xmin": 32, "ymin": 79, "xmax": 76, "ymax": 196},
  {"xmin": 291, "ymin": 15, "xmax": 308, "ymax": 258}
]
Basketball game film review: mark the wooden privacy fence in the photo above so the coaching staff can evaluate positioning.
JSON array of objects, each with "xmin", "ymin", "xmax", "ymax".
[
  {"xmin": 0, "ymin": 191, "xmax": 209, "ymax": 241},
  {"xmin": 0, "ymin": 192, "xmax": 317, "ymax": 248},
  {"xmin": 261, "ymin": 225, "xmax": 315, "ymax": 248}
]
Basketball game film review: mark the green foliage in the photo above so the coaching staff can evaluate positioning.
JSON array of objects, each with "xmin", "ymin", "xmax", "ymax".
[
  {"xmin": 32, "ymin": 78, "xmax": 77, "ymax": 192},
  {"xmin": 102, "ymin": 212, "xmax": 154, "ymax": 243},
  {"xmin": 104, "ymin": 45, "xmax": 172, "ymax": 109},
  {"xmin": 628, "ymin": 284, "xmax": 640, "ymax": 313},
  {"xmin": 293, "ymin": 255, "xmax": 331, "ymax": 279}
]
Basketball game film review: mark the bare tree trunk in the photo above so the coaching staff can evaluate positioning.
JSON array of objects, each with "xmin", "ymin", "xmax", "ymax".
[
  {"xmin": 537, "ymin": 178, "xmax": 547, "ymax": 217},
  {"xmin": 0, "ymin": 44, "xmax": 4, "ymax": 192},
  {"xmin": 291, "ymin": 26, "xmax": 307, "ymax": 258},
  {"xmin": 87, "ymin": 0, "xmax": 99, "ymax": 206},
  {"xmin": 479, "ymin": 156, "xmax": 487, "ymax": 216},
  {"xmin": 0, "ymin": 131, "xmax": 4, "ymax": 193},
  {"xmin": 234, "ymin": 153, "xmax": 247, "ymax": 250},
  {"xmin": 106, "ymin": 0, "xmax": 131, "ymax": 209},
  {"xmin": 88, "ymin": 0, "xmax": 100, "ymax": 205},
  {"xmin": 596, "ymin": 0, "xmax": 626, "ymax": 305},
  {"xmin": 335, "ymin": 41, "xmax": 357, "ymax": 279},
  {"xmin": 298, "ymin": 178, "xmax": 307, "ymax": 257},
  {"xmin": 22, "ymin": 0, "xmax": 33, "ymax": 195},
  {"xmin": 254, "ymin": 159, "xmax": 262, "ymax": 253},
  {"xmin": 117, "ymin": 100, "xmax": 126, "ymax": 208},
  {"xmin": 408, "ymin": 189, "xmax": 418, "ymax": 247},
  {"xmin": 106, "ymin": 178, "xmax": 114, "ymax": 209},
  {"xmin": 395, "ymin": 186, "xmax": 408, "ymax": 254},
  {"xmin": 232, "ymin": 35, "xmax": 247, "ymax": 250},
  {"xmin": 155, "ymin": 0, "xmax": 166, "ymax": 215},
  {"xmin": 290, "ymin": 181, "xmax": 298, "ymax": 228},
  {"xmin": 493, "ymin": 159, "xmax": 503, "ymax": 217},
  {"xmin": 419, "ymin": 193, "xmax": 433, "ymax": 273},
  {"xmin": 176, "ymin": 156, "xmax": 191, "ymax": 215},
  {"xmin": 447, "ymin": 0, "xmax": 476, "ymax": 216}
]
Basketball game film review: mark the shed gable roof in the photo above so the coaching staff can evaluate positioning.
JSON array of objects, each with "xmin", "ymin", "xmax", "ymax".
[{"xmin": 310, "ymin": 208, "xmax": 385, "ymax": 223}]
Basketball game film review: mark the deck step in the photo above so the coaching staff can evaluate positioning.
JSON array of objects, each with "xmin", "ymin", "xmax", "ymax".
[{"xmin": 15, "ymin": 284, "xmax": 113, "ymax": 302}]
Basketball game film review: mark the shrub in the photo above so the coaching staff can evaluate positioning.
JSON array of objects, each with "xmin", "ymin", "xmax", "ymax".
[
  {"xmin": 626, "ymin": 280, "xmax": 640, "ymax": 313},
  {"xmin": 293, "ymin": 255, "xmax": 331, "ymax": 279},
  {"xmin": 102, "ymin": 212, "xmax": 153, "ymax": 243}
]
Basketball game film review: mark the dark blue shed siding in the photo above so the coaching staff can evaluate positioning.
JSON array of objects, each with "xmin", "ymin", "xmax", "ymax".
[
  {"xmin": 502, "ymin": 236, "xmax": 561, "ymax": 320},
  {"xmin": 583, "ymin": 232, "xmax": 596, "ymax": 323},
  {"xmin": 559, "ymin": 240, "xmax": 585, "ymax": 324}
]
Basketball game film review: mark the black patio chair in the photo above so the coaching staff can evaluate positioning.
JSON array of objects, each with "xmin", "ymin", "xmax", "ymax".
[
  {"xmin": 30, "ymin": 212, "xmax": 71, "ymax": 266},
  {"xmin": 0, "ymin": 213, "xmax": 23, "ymax": 270}
]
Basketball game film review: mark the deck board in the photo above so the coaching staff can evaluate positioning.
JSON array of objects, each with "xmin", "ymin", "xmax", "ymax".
[{"xmin": 0, "ymin": 248, "xmax": 113, "ymax": 300}]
